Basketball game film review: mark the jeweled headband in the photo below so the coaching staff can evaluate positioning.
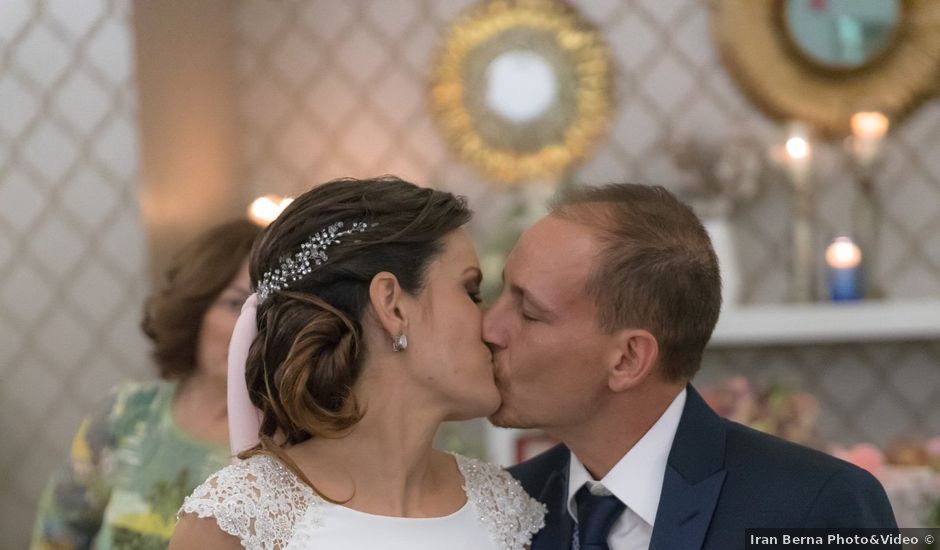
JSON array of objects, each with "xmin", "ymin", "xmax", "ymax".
[{"xmin": 256, "ymin": 220, "xmax": 376, "ymax": 303}]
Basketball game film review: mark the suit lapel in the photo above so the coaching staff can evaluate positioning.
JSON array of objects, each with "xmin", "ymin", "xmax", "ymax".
[
  {"xmin": 649, "ymin": 385, "xmax": 728, "ymax": 550},
  {"xmin": 649, "ymin": 465, "xmax": 726, "ymax": 550},
  {"xmin": 531, "ymin": 464, "xmax": 574, "ymax": 550}
]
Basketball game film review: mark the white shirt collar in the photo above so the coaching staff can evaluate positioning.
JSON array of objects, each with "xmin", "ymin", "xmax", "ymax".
[{"xmin": 567, "ymin": 388, "xmax": 687, "ymax": 527}]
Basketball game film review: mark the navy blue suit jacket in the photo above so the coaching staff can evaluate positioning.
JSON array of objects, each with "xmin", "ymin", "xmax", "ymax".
[{"xmin": 508, "ymin": 386, "xmax": 897, "ymax": 550}]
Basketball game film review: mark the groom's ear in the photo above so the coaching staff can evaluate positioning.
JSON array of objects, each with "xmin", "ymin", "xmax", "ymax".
[
  {"xmin": 606, "ymin": 329, "xmax": 659, "ymax": 392},
  {"xmin": 368, "ymin": 271, "xmax": 407, "ymax": 337}
]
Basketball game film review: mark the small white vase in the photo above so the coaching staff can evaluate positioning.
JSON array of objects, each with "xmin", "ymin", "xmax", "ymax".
[{"xmin": 703, "ymin": 217, "xmax": 741, "ymax": 308}]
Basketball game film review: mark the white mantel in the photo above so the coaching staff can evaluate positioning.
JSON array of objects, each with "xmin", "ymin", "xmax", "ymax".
[{"xmin": 709, "ymin": 299, "xmax": 940, "ymax": 347}]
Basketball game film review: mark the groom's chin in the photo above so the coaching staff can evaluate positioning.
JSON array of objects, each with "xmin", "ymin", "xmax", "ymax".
[{"xmin": 487, "ymin": 406, "xmax": 526, "ymax": 429}]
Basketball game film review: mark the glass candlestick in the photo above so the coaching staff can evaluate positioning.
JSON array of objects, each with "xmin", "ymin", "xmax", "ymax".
[
  {"xmin": 852, "ymin": 173, "xmax": 882, "ymax": 298},
  {"xmin": 785, "ymin": 132, "xmax": 815, "ymax": 302},
  {"xmin": 847, "ymin": 112, "xmax": 889, "ymax": 299}
]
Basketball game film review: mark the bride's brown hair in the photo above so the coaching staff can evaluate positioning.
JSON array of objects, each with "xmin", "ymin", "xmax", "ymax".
[{"xmin": 238, "ymin": 176, "xmax": 471, "ymax": 491}]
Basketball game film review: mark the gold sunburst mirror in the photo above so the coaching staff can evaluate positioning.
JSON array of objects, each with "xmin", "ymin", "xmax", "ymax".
[
  {"xmin": 429, "ymin": 0, "xmax": 613, "ymax": 184},
  {"xmin": 713, "ymin": 0, "xmax": 940, "ymax": 137}
]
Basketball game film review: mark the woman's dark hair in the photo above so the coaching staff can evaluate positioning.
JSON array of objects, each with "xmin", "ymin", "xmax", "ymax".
[
  {"xmin": 142, "ymin": 219, "xmax": 261, "ymax": 379},
  {"xmin": 243, "ymin": 176, "xmax": 471, "ymax": 459}
]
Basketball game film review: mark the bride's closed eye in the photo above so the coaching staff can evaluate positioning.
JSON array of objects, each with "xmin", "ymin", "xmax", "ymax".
[
  {"xmin": 463, "ymin": 267, "xmax": 484, "ymax": 304},
  {"xmin": 466, "ymin": 285, "xmax": 483, "ymax": 304}
]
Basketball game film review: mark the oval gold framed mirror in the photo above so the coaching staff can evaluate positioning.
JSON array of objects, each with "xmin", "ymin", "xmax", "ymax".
[
  {"xmin": 429, "ymin": 0, "xmax": 613, "ymax": 184},
  {"xmin": 713, "ymin": 0, "xmax": 940, "ymax": 136}
]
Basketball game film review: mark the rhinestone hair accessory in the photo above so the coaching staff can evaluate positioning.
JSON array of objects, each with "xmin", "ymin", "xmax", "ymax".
[{"xmin": 257, "ymin": 220, "xmax": 374, "ymax": 303}]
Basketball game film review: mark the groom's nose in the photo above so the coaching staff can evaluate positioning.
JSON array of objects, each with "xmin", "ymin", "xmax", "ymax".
[{"xmin": 482, "ymin": 295, "xmax": 507, "ymax": 350}]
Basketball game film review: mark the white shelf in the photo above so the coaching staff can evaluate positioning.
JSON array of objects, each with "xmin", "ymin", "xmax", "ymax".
[{"xmin": 709, "ymin": 299, "xmax": 940, "ymax": 347}]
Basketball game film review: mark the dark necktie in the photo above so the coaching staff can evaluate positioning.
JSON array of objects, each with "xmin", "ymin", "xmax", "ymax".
[{"xmin": 575, "ymin": 484, "xmax": 626, "ymax": 550}]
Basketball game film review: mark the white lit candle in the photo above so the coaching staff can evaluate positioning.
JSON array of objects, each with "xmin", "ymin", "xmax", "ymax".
[
  {"xmin": 783, "ymin": 123, "xmax": 813, "ymax": 191},
  {"xmin": 825, "ymin": 236, "xmax": 863, "ymax": 301},
  {"xmin": 248, "ymin": 195, "xmax": 294, "ymax": 226},
  {"xmin": 782, "ymin": 123, "xmax": 815, "ymax": 301},
  {"xmin": 849, "ymin": 111, "xmax": 889, "ymax": 168}
]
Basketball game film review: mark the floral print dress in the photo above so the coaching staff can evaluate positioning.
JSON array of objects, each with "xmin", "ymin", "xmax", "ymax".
[{"xmin": 30, "ymin": 380, "xmax": 231, "ymax": 550}]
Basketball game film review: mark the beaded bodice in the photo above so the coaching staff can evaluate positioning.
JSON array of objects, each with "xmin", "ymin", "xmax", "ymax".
[{"xmin": 179, "ymin": 453, "xmax": 545, "ymax": 550}]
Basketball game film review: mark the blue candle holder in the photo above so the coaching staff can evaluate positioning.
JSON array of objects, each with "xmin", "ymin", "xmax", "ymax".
[
  {"xmin": 826, "ymin": 236, "xmax": 864, "ymax": 301},
  {"xmin": 828, "ymin": 266, "xmax": 863, "ymax": 301}
]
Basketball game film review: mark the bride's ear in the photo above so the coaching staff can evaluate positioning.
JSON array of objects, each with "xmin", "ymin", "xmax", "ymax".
[{"xmin": 368, "ymin": 271, "xmax": 407, "ymax": 338}]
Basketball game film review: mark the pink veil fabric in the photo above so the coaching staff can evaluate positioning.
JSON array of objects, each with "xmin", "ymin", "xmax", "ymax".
[{"xmin": 227, "ymin": 293, "xmax": 263, "ymax": 455}]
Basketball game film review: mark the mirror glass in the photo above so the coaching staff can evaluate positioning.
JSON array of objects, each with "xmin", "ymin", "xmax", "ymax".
[
  {"xmin": 485, "ymin": 50, "xmax": 559, "ymax": 123},
  {"xmin": 784, "ymin": 0, "xmax": 900, "ymax": 69}
]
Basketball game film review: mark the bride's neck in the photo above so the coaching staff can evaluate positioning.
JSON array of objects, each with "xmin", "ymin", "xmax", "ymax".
[{"xmin": 286, "ymin": 371, "xmax": 459, "ymax": 515}]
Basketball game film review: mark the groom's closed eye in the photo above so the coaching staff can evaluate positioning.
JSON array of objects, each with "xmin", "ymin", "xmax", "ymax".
[{"xmin": 508, "ymin": 284, "xmax": 554, "ymax": 323}]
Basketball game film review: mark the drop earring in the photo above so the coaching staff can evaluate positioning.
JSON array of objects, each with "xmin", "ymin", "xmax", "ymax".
[{"xmin": 392, "ymin": 333, "xmax": 408, "ymax": 352}]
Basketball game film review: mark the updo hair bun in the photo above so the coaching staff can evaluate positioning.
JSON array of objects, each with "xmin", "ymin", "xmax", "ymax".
[{"xmin": 248, "ymin": 291, "xmax": 363, "ymax": 444}]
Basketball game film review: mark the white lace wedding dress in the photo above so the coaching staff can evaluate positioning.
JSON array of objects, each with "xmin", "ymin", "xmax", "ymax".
[{"xmin": 179, "ymin": 453, "xmax": 545, "ymax": 550}]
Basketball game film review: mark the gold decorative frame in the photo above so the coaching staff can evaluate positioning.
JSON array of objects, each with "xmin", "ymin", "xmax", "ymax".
[
  {"xmin": 712, "ymin": 0, "xmax": 940, "ymax": 137},
  {"xmin": 428, "ymin": 0, "xmax": 612, "ymax": 184}
]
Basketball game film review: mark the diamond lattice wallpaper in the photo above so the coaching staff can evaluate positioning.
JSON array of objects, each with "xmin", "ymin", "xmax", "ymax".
[
  {"xmin": 0, "ymin": 0, "xmax": 149, "ymax": 545},
  {"xmin": 2, "ymin": 0, "xmax": 939, "ymax": 547}
]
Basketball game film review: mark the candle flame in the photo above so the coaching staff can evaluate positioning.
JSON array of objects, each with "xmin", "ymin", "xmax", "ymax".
[
  {"xmin": 825, "ymin": 237, "xmax": 862, "ymax": 269},
  {"xmin": 785, "ymin": 137, "xmax": 810, "ymax": 160},
  {"xmin": 851, "ymin": 112, "xmax": 889, "ymax": 140},
  {"xmin": 248, "ymin": 195, "xmax": 294, "ymax": 226}
]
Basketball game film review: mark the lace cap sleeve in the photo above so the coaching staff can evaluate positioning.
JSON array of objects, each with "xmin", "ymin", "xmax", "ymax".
[
  {"xmin": 178, "ymin": 455, "xmax": 317, "ymax": 550},
  {"xmin": 456, "ymin": 454, "xmax": 547, "ymax": 550}
]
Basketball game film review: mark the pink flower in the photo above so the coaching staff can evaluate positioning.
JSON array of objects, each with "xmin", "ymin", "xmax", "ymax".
[
  {"xmin": 701, "ymin": 376, "xmax": 755, "ymax": 423},
  {"xmin": 926, "ymin": 436, "xmax": 940, "ymax": 458},
  {"xmin": 831, "ymin": 444, "xmax": 886, "ymax": 477}
]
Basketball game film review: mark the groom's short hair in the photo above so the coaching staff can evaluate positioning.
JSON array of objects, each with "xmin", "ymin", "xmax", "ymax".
[{"xmin": 550, "ymin": 183, "xmax": 721, "ymax": 381}]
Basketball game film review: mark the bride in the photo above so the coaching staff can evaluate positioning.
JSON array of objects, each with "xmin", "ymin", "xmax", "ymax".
[{"xmin": 170, "ymin": 176, "xmax": 544, "ymax": 549}]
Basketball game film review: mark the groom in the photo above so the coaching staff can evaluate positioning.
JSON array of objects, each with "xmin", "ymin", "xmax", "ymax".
[{"xmin": 483, "ymin": 183, "xmax": 896, "ymax": 549}]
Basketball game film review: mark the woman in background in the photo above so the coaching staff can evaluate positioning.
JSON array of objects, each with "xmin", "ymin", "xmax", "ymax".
[{"xmin": 31, "ymin": 219, "xmax": 260, "ymax": 550}]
